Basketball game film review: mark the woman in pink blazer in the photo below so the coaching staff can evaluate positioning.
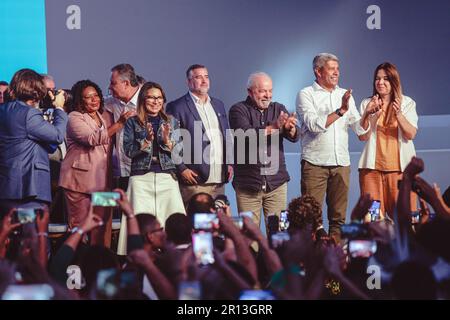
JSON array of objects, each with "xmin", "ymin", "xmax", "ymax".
[{"xmin": 59, "ymin": 80, "xmax": 134, "ymax": 246}]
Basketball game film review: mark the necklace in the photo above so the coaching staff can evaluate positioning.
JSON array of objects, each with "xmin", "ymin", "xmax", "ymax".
[{"xmin": 88, "ymin": 112, "xmax": 102, "ymax": 127}]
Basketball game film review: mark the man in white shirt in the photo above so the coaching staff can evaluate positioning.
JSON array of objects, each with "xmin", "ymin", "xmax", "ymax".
[
  {"xmin": 296, "ymin": 53, "xmax": 369, "ymax": 242},
  {"xmin": 104, "ymin": 63, "xmax": 139, "ymax": 190},
  {"xmin": 166, "ymin": 64, "xmax": 232, "ymax": 205}
]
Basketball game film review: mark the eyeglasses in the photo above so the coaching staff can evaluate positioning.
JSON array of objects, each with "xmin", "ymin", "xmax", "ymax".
[
  {"xmin": 145, "ymin": 96, "xmax": 164, "ymax": 102},
  {"xmin": 149, "ymin": 227, "xmax": 164, "ymax": 234}
]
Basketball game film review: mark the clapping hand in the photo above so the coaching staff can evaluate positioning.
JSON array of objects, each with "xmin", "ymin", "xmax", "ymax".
[
  {"xmin": 340, "ymin": 89, "xmax": 352, "ymax": 113},
  {"xmin": 275, "ymin": 111, "xmax": 289, "ymax": 130},
  {"xmin": 161, "ymin": 122, "xmax": 172, "ymax": 145},
  {"xmin": 365, "ymin": 94, "xmax": 382, "ymax": 117},
  {"xmin": 392, "ymin": 97, "xmax": 402, "ymax": 116},
  {"xmin": 283, "ymin": 113, "xmax": 298, "ymax": 132},
  {"xmin": 145, "ymin": 122, "xmax": 154, "ymax": 142}
]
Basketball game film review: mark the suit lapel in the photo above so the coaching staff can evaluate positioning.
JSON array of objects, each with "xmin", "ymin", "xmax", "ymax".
[
  {"xmin": 185, "ymin": 93, "xmax": 205, "ymax": 134},
  {"xmin": 210, "ymin": 99, "xmax": 225, "ymax": 132},
  {"xmin": 84, "ymin": 112, "xmax": 108, "ymax": 153},
  {"xmin": 185, "ymin": 93, "xmax": 201, "ymax": 122}
]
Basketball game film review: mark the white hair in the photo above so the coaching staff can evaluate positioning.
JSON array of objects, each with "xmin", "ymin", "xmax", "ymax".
[
  {"xmin": 247, "ymin": 72, "xmax": 271, "ymax": 89},
  {"xmin": 312, "ymin": 53, "xmax": 339, "ymax": 71}
]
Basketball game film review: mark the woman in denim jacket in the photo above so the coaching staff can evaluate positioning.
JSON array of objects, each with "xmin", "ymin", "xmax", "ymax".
[{"xmin": 117, "ymin": 81, "xmax": 185, "ymax": 255}]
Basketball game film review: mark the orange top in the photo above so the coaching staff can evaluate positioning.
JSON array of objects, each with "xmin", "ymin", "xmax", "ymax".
[{"xmin": 375, "ymin": 108, "xmax": 401, "ymax": 171}]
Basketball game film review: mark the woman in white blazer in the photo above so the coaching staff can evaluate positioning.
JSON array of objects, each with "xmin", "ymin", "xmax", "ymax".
[{"xmin": 358, "ymin": 62, "xmax": 418, "ymax": 219}]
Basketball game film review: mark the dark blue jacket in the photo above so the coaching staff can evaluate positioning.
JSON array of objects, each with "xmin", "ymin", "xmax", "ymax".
[
  {"xmin": 0, "ymin": 100, "xmax": 68, "ymax": 202},
  {"xmin": 166, "ymin": 93, "xmax": 230, "ymax": 184},
  {"xmin": 123, "ymin": 115, "xmax": 181, "ymax": 175}
]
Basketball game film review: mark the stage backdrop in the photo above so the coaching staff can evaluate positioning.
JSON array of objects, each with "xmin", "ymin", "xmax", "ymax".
[{"xmin": 2, "ymin": 0, "xmax": 449, "ymax": 226}]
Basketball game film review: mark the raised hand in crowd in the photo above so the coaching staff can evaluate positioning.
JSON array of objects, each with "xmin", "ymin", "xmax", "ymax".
[
  {"xmin": 113, "ymin": 188, "xmax": 139, "ymax": 237},
  {"xmin": 403, "ymin": 156, "xmax": 424, "ymax": 177},
  {"xmin": 397, "ymin": 156, "xmax": 424, "ymax": 226},
  {"xmin": 212, "ymin": 248, "xmax": 252, "ymax": 291},
  {"xmin": 322, "ymin": 246, "xmax": 370, "ymax": 300},
  {"xmin": 36, "ymin": 206, "xmax": 50, "ymax": 269},
  {"xmin": 0, "ymin": 209, "xmax": 21, "ymax": 259},
  {"xmin": 217, "ymin": 210, "xmax": 258, "ymax": 284},
  {"xmin": 65, "ymin": 205, "xmax": 103, "ymax": 251},
  {"xmin": 350, "ymin": 193, "xmax": 373, "ymax": 222},
  {"xmin": 242, "ymin": 216, "xmax": 282, "ymax": 276},
  {"xmin": 128, "ymin": 249, "xmax": 177, "ymax": 300},
  {"xmin": 413, "ymin": 177, "xmax": 450, "ymax": 219}
]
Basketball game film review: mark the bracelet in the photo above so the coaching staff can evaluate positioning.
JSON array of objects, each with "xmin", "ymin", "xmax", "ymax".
[
  {"xmin": 71, "ymin": 227, "xmax": 84, "ymax": 235},
  {"xmin": 127, "ymin": 214, "xmax": 136, "ymax": 220},
  {"xmin": 37, "ymin": 232, "xmax": 48, "ymax": 237}
]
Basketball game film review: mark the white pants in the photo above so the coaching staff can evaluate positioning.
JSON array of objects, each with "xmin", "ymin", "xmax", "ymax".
[{"xmin": 117, "ymin": 172, "xmax": 185, "ymax": 255}]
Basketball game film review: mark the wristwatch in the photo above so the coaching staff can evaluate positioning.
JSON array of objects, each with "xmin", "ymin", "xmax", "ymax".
[{"xmin": 335, "ymin": 108, "xmax": 344, "ymax": 117}]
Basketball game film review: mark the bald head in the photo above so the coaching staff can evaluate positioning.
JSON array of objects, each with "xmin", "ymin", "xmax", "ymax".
[{"xmin": 247, "ymin": 72, "xmax": 273, "ymax": 110}]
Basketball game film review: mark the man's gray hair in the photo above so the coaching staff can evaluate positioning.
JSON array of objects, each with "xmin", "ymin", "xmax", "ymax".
[
  {"xmin": 312, "ymin": 53, "xmax": 339, "ymax": 71},
  {"xmin": 247, "ymin": 72, "xmax": 271, "ymax": 89},
  {"xmin": 41, "ymin": 74, "xmax": 54, "ymax": 82}
]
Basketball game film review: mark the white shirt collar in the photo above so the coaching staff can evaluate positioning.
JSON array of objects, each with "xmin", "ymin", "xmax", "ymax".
[
  {"xmin": 189, "ymin": 91, "xmax": 211, "ymax": 105},
  {"xmin": 313, "ymin": 81, "xmax": 340, "ymax": 92}
]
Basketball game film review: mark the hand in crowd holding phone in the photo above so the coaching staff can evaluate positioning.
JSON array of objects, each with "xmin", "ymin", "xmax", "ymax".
[
  {"xmin": 0, "ymin": 209, "xmax": 22, "ymax": 238},
  {"xmin": 216, "ymin": 210, "xmax": 239, "ymax": 238},
  {"xmin": 36, "ymin": 206, "xmax": 50, "ymax": 234},
  {"xmin": 350, "ymin": 193, "xmax": 373, "ymax": 221},
  {"xmin": 242, "ymin": 216, "xmax": 264, "ymax": 243},
  {"xmin": 113, "ymin": 188, "xmax": 134, "ymax": 218},
  {"xmin": 80, "ymin": 205, "xmax": 104, "ymax": 233}
]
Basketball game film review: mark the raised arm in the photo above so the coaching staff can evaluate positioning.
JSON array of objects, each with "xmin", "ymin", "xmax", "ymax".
[{"xmin": 66, "ymin": 112, "xmax": 110, "ymax": 147}]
